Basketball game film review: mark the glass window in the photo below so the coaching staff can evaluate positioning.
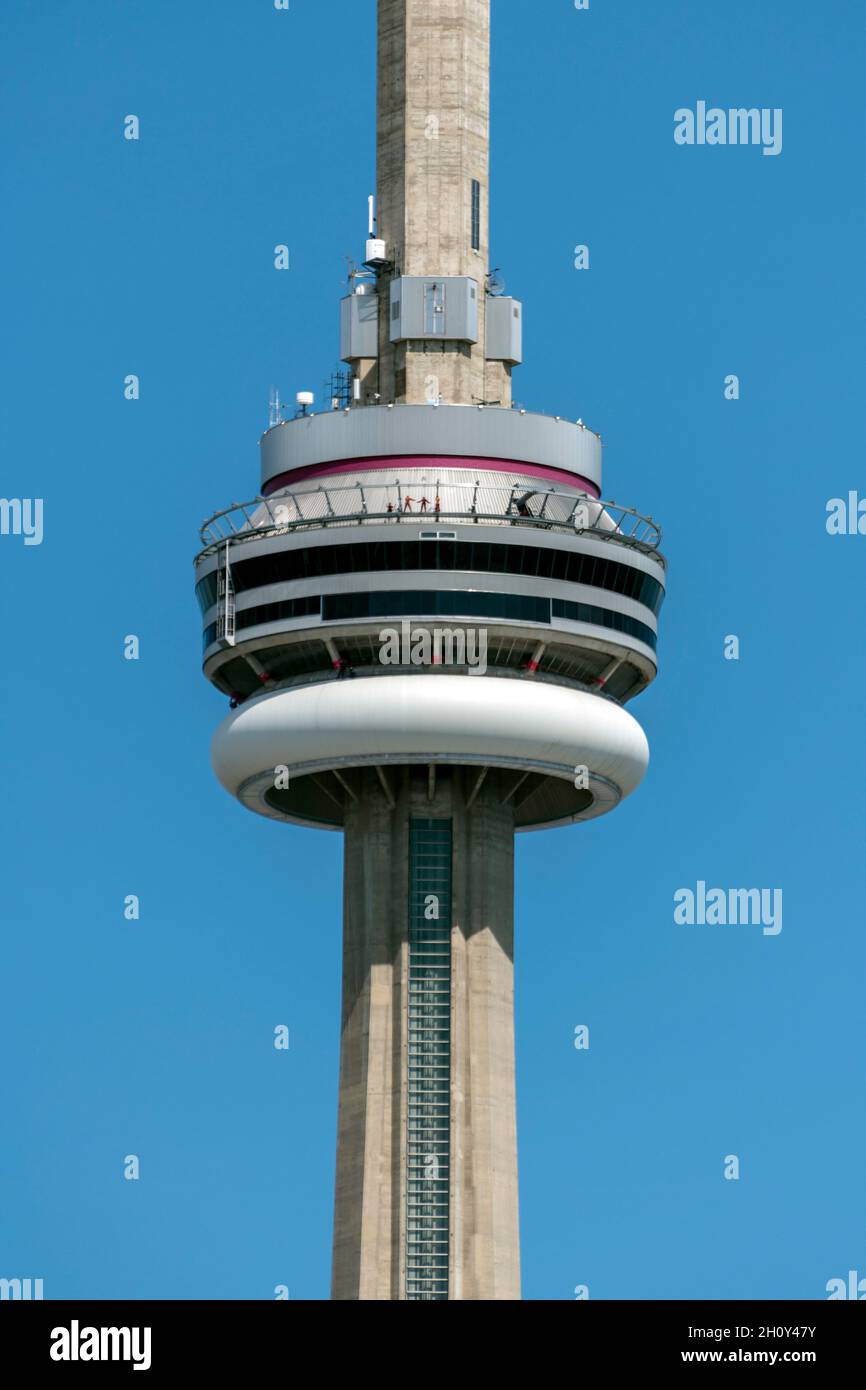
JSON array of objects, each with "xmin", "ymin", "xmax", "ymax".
[
  {"xmin": 225, "ymin": 539, "xmax": 664, "ymax": 614},
  {"xmin": 471, "ymin": 179, "xmax": 481, "ymax": 251},
  {"xmin": 551, "ymin": 598, "xmax": 657, "ymax": 651}
]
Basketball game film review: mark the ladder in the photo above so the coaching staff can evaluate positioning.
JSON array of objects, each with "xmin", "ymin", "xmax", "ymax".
[{"xmin": 216, "ymin": 542, "xmax": 236, "ymax": 646}]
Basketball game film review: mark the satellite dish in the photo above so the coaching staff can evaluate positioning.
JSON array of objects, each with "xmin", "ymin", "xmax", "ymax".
[{"xmin": 486, "ymin": 268, "xmax": 506, "ymax": 297}]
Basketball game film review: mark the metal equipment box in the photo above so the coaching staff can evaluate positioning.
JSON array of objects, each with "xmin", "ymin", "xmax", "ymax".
[
  {"xmin": 340, "ymin": 286, "xmax": 379, "ymax": 361},
  {"xmin": 485, "ymin": 296, "xmax": 523, "ymax": 364},
  {"xmin": 389, "ymin": 276, "xmax": 479, "ymax": 344}
]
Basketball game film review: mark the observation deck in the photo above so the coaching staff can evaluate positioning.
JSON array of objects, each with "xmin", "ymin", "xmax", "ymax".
[
  {"xmin": 196, "ymin": 405, "xmax": 666, "ymax": 833},
  {"xmin": 198, "ymin": 483, "xmax": 663, "ymax": 559}
]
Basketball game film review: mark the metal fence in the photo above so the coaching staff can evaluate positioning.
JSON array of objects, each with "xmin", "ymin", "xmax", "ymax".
[{"xmin": 198, "ymin": 481, "xmax": 664, "ymax": 566}]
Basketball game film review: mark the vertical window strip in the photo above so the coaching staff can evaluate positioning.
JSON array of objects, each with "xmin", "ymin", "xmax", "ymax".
[
  {"xmin": 406, "ymin": 819, "xmax": 452, "ymax": 1300},
  {"xmin": 471, "ymin": 179, "xmax": 481, "ymax": 251}
]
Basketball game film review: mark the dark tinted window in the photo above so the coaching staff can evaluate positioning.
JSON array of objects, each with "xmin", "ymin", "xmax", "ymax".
[
  {"xmin": 323, "ymin": 590, "xmax": 551, "ymax": 624},
  {"xmin": 204, "ymin": 589, "xmax": 657, "ymax": 653},
  {"xmin": 196, "ymin": 539, "xmax": 665, "ymax": 615},
  {"xmin": 552, "ymin": 598, "xmax": 657, "ymax": 651},
  {"xmin": 202, "ymin": 593, "xmax": 320, "ymax": 650}
]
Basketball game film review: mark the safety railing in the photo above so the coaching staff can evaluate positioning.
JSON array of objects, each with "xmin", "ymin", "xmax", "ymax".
[{"xmin": 197, "ymin": 482, "xmax": 664, "ymax": 565}]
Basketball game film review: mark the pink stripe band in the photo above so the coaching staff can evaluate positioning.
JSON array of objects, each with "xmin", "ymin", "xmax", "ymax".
[{"xmin": 262, "ymin": 455, "xmax": 600, "ymax": 497}]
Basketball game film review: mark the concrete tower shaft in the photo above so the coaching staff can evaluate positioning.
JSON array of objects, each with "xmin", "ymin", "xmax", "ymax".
[
  {"xmin": 374, "ymin": 0, "xmax": 511, "ymax": 407},
  {"xmin": 377, "ymin": 0, "xmax": 490, "ymax": 281},
  {"xmin": 332, "ymin": 768, "xmax": 520, "ymax": 1301}
]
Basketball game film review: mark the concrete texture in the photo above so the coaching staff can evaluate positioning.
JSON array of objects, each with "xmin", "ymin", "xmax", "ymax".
[
  {"xmin": 331, "ymin": 766, "xmax": 520, "ymax": 1299},
  {"xmin": 374, "ymin": 0, "xmax": 512, "ymax": 407}
]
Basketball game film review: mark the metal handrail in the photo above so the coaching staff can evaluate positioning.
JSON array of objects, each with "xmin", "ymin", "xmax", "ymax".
[{"xmin": 197, "ymin": 486, "xmax": 664, "ymax": 566}]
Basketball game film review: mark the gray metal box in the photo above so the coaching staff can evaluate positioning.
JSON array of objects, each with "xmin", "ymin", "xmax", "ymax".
[
  {"xmin": 485, "ymin": 296, "xmax": 523, "ymax": 364},
  {"xmin": 389, "ymin": 276, "xmax": 479, "ymax": 344},
  {"xmin": 340, "ymin": 288, "xmax": 379, "ymax": 361}
]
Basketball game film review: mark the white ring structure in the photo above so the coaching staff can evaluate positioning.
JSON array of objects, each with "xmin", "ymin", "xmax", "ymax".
[{"xmin": 211, "ymin": 675, "xmax": 650, "ymax": 831}]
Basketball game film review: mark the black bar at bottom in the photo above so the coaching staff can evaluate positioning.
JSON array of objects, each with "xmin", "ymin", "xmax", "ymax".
[{"xmin": 0, "ymin": 1299, "xmax": 861, "ymax": 1375}]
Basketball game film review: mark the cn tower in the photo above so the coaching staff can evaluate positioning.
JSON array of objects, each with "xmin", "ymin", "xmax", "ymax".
[{"xmin": 196, "ymin": 0, "xmax": 665, "ymax": 1300}]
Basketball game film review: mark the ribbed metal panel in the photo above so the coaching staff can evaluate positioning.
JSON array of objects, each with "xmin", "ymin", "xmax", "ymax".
[{"xmin": 259, "ymin": 404, "xmax": 603, "ymax": 491}]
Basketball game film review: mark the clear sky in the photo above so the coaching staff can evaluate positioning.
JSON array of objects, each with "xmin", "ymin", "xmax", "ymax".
[{"xmin": 2, "ymin": 0, "xmax": 864, "ymax": 1300}]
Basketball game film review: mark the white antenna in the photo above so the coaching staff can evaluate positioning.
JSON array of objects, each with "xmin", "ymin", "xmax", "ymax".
[
  {"xmin": 268, "ymin": 386, "xmax": 282, "ymax": 429},
  {"xmin": 368, "ymin": 194, "xmax": 375, "ymax": 236}
]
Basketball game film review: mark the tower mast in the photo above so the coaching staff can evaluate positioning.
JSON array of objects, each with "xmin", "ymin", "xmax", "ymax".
[{"xmin": 375, "ymin": 0, "xmax": 508, "ymax": 407}]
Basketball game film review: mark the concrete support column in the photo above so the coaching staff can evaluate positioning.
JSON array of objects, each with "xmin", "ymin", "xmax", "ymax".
[
  {"xmin": 331, "ymin": 770, "xmax": 407, "ymax": 1300},
  {"xmin": 331, "ymin": 766, "xmax": 520, "ymax": 1300},
  {"xmin": 450, "ymin": 773, "xmax": 521, "ymax": 1300}
]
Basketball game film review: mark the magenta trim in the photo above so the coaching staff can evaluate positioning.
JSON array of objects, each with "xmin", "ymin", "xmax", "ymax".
[{"xmin": 262, "ymin": 454, "xmax": 600, "ymax": 497}]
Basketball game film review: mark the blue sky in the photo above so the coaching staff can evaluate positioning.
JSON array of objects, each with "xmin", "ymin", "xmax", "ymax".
[{"xmin": 2, "ymin": 0, "xmax": 864, "ymax": 1300}]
